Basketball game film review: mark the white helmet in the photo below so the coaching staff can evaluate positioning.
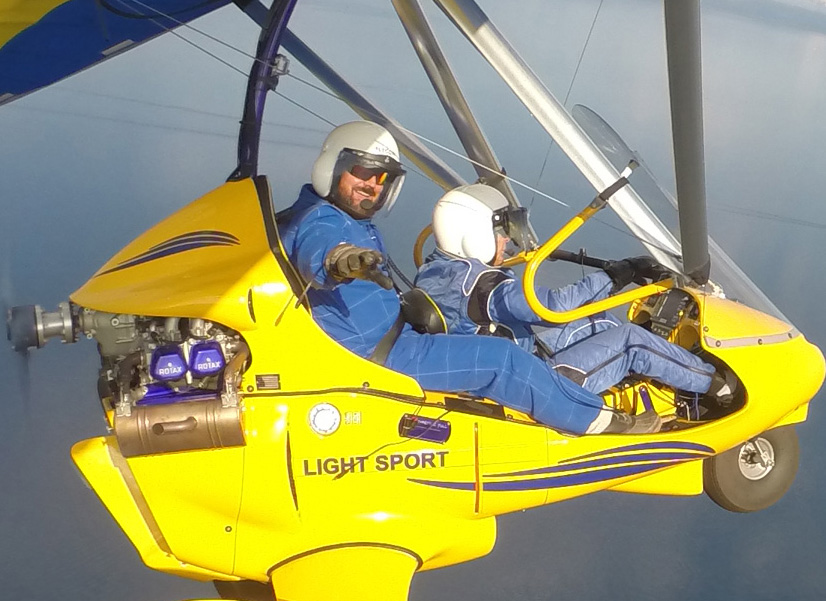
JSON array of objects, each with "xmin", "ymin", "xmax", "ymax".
[
  {"xmin": 433, "ymin": 184, "xmax": 530, "ymax": 263},
  {"xmin": 433, "ymin": 184, "xmax": 508, "ymax": 263},
  {"xmin": 311, "ymin": 121, "xmax": 406, "ymax": 218}
]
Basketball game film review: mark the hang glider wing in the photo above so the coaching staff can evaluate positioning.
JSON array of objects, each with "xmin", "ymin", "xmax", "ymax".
[{"xmin": 0, "ymin": 0, "xmax": 233, "ymax": 107}]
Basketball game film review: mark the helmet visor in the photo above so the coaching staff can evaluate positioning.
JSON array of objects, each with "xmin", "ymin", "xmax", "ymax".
[
  {"xmin": 492, "ymin": 206, "xmax": 531, "ymax": 250},
  {"xmin": 331, "ymin": 148, "xmax": 406, "ymax": 218}
]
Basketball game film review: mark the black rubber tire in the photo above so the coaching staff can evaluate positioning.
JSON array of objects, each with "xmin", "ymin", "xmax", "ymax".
[
  {"xmin": 703, "ymin": 425, "xmax": 799, "ymax": 513},
  {"xmin": 213, "ymin": 579, "xmax": 276, "ymax": 601}
]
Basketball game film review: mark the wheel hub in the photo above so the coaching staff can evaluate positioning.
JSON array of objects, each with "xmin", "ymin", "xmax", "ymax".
[{"xmin": 738, "ymin": 437, "xmax": 776, "ymax": 481}]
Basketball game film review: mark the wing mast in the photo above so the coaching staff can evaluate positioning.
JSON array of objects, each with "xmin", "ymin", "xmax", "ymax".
[{"xmin": 664, "ymin": 0, "xmax": 710, "ymax": 283}]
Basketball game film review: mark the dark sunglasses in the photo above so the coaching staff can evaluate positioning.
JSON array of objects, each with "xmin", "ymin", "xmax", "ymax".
[{"xmin": 349, "ymin": 164, "xmax": 389, "ymax": 185}]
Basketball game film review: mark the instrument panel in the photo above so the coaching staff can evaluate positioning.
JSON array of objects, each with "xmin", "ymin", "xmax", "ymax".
[{"xmin": 633, "ymin": 289, "xmax": 698, "ymax": 340}]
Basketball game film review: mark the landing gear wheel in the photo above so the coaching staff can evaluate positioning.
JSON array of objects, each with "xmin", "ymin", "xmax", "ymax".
[{"xmin": 703, "ymin": 425, "xmax": 799, "ymax": 513}]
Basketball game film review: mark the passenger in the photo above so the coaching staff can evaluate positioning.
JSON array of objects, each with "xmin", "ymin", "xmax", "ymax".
[
  {"xmin": 278, "ymin": 120, "xmax": 659, "ymax": 434},
  {"xmin": 414, "ymin": 183, "xmax": 733, "ymax": 403}
]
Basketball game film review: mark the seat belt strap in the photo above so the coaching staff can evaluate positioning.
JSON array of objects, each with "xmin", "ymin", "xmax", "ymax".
[{"xmin": 368, "ymin": 311, "xmax": 405, "ymax": 365}]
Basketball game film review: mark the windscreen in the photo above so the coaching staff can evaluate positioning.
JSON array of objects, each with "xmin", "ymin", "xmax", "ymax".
[{"xmin": 572, "ymin": 104, "xmax": 789, "ymax": 323}]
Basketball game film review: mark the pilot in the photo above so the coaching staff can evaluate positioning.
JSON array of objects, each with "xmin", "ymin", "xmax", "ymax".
[
  {"xmin": 278, "ymin": 121, "xmax": 661, "ymax": 435},
  {"xmin": 414, "ymin": 183, "xmax": 732, "ymax": 401}
]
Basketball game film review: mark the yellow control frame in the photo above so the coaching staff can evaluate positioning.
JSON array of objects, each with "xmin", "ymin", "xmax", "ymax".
[{"xmin": 521, "ymin": 199, "xmax": 673, "ymax": 322}]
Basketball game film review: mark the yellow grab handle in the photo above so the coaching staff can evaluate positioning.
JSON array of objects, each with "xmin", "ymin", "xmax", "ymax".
[
  {"xmin": 522, "ymin": 201, "xmax": 673, "ymax": 323},
  {"xmin": 413, "ymin": 224, "xmax": 433, "ymax": 269}
]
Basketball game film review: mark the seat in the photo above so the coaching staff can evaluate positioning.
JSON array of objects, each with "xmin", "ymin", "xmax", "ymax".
[{"xmin": 400, "ymin": 288, "xmax": 447, "ymax": 334}]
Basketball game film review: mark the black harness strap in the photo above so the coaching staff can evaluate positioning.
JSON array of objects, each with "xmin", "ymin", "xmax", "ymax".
[
  {"xmin": 551, "ymin": 364, "xmax": 587, "ymax": 386},
  {"xmin": 467, "ymin": 271, "xmax": 516, "ymax": 342},
  {"xmin": 368, "ymin": 311, "xmax": 405, "ymax": 365}
]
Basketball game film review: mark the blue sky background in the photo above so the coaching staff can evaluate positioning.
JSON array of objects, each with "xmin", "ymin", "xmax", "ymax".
[{"xmin": 2, "ymin": 0, "xmax": 826, "ymax": 599}]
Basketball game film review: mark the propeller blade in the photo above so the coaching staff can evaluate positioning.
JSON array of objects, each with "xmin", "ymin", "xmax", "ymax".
[
  {"xmin": 0, "ymin": 242, "xmax": 34, "ymax": 427},
  {"xmin": 15, "ymin": 348, "xmax": 33, "ymax": 428}
]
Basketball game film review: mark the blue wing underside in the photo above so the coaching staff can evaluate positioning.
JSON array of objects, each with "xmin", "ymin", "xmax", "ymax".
[{"xmin": 0, "ymin": 0, "xmax": 233, "ymax": 107}]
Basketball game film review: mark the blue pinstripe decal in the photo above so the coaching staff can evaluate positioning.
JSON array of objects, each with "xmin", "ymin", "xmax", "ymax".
[
  {"xmin": 483, "ymin": 461, "xmax": 675, "ymax": 491},
  {"xmin": 559, "ymin": 441, "xmax": 715, "ymax": 463},
  {"xmin": 408, "ymin": 478, "xmax": 476, "ymax": 491},
  {"xmin": 409, "ymin": 441, "xmax": 715, "ymax": 492},
  {"xmin": 411, "ymin": 460, "xmax": 681, "ymax": 492},
  {"xmin": 97, "ymin": 230, "xmax": 239, "ymax": 276},
  {"xmin": 485, "ymin": 450, "xmax": 710, "ymax": 478}
]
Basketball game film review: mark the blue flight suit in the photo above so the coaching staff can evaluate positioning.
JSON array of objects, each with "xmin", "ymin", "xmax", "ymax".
[
  {"xmin": 415, "ymin": 249, "xmax": 715, "ymax": 394},
  {"xmin": 278, "ymin": 185, "xmax": 606, "ymax": 434}
]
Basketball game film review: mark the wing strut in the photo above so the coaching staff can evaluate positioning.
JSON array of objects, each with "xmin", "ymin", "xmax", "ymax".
[
  {"xmin": 280, "ymin": 30, "xmax": 465, "ymax": 191},
  {"xmin": 392, "ymin": 0, "xmax": 520, "ymax": 208}
]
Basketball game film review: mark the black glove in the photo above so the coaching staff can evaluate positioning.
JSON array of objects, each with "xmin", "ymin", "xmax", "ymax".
[
  {"xmin": 603, "ymin": 256, "xmax": 670, "ymax": 291},
  {"xmin": 325, "ymin": 244, "xmax": 394, "ymax": 290}
]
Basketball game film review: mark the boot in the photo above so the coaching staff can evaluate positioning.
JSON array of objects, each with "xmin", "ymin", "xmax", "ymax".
[
  {"xmin": 602, "ymin": 410, "xmax": 662, "ymax": 434},
  {"xmin": 707, "ymin": 369, "xmax": 738, "ymax": 405}
]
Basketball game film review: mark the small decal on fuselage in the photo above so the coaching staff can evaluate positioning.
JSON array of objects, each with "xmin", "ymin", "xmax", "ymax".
[
  {"xmin": 255, "ymin": 374, "xmax": 281, "ymax": 390},
  {"xmin": 398, "ymin": 413, "xmax": 451, "ymax": 443},
  {"xmin": 302, "ymin": 451, "xmax": 449, "ymax": 476}
]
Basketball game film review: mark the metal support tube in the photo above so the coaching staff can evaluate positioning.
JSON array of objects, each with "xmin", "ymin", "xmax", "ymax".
[
  {"xmin": 281, "ymin": 30, "xmax": 464, "ymax": 191},
  {"xmin": 232, "ymin": 0, "xmax": 298, "ymax": 180},
  {"xmin": 392, "ymin": 0, "xmax": 520, "ymax": 208},
  {"xmin": 221, "ymin": 343, "xmax": 250, "ymax": 409},
  {"xmin": 236, "ymin": 1, "xmax": 465, "ymax": 191},
  {"xmin": 432, "ymin": 0, "xmax": 683, "ymax": 270}
]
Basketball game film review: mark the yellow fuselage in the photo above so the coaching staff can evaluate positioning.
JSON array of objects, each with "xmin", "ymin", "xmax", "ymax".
[{"xmin": 69, "ymin": 178, "xmax": 824, "ymax": 596}]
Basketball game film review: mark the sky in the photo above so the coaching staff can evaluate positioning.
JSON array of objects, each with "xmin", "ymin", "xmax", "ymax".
[{"xmin": 3, "ymin": 0, "xmax": 826, "ymax": 599}]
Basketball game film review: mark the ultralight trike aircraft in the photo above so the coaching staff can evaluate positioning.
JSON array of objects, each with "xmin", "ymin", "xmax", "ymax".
[{"xmin": 2, "ymin": 1, "xmax": 824, "ymax": 600}]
